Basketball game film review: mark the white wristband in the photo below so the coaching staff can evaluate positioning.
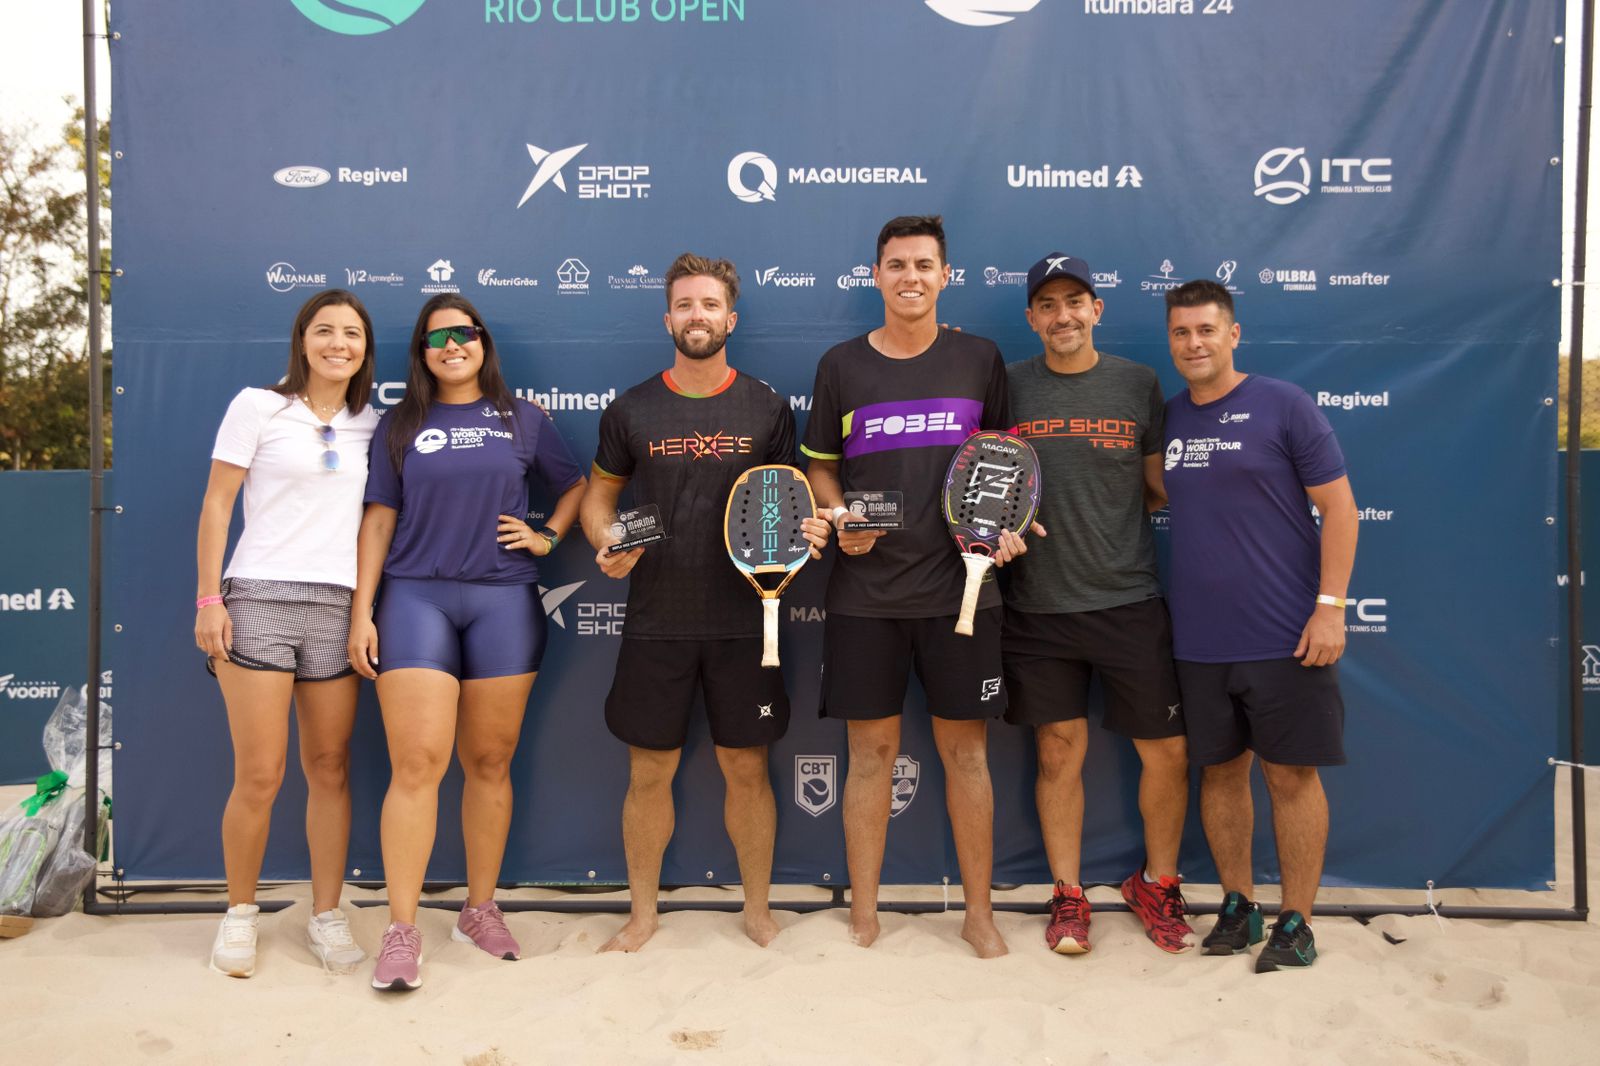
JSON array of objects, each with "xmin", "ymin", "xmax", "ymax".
[
  {"xmin": 830, "ymin": 505, "xmax": 850, "ymax": 526},
  {"xmin": 1316, "ymin": 594, "xmax": 1347, "ymax": 609}
]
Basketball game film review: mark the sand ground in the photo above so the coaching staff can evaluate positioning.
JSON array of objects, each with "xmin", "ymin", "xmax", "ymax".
[{"xmin": 1, "ymin": 772, "xmax": 1596, "ymax": 1065}]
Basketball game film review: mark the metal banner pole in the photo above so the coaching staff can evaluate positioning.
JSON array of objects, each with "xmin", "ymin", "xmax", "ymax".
[{"xmin": 1565, "ymin": 0, "xmax": 1594, "ymax": 922}]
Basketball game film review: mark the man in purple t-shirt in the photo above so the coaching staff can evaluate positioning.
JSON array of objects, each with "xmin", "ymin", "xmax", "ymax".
[{"xmin": 1161, "ymin": 279, "xmax": 1358, "ymax": 973}]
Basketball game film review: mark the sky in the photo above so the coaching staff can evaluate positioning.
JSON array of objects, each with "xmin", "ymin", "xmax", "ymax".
[
  {"xmin": 3, "ymin": 3, "xmax": 1599, "ymax": 356},
  {"xmin": 0, "ymin": 3, "xmax": 110, "ymax": 133}
]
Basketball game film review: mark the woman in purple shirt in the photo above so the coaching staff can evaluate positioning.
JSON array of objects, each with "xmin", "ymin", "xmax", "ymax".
[{"xmin": 348, "ymin": 293, "xmax": 585, "ymax": 990}]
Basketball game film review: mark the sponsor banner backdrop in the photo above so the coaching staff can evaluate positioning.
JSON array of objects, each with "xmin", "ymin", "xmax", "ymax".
[
  {"xmin": 1557, "ymin": 449, "xmax": 1600, "ymax": 761},
  {"xmin": 0, "ymin": 473, "xmax": 112, "ymax": 784},
  {"xmin": 110, "ymin": 1, "xmax": 1561, "ymax": 888}
]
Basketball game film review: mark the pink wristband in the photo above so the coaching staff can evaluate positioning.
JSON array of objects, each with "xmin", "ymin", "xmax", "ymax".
[{"xmin": 196, "ymin": 594, "xmax": 224, "ymax": 610}]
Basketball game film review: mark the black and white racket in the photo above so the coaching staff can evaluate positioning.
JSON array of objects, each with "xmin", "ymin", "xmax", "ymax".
[{"xmin": 942, "ymin": 430, "xmax": 1042, "ymax": 636}]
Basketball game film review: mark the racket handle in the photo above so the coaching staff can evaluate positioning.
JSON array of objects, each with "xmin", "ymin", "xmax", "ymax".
[
  {"xmin": 954, "ymin": 554, "xmax": 992, "ymax": 637},
  {"xmin": 761, "ymin": 597, "xmax": 780, "ymax": 668}
]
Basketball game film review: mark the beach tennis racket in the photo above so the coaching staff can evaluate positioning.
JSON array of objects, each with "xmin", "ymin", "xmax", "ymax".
[
  {"xmin": 942, "ymin": 430, "xmax": 1042, "ymax": 636},
  {"xmin": 725, "ymin": 464, "xmax": 816, "ymax": 667}
]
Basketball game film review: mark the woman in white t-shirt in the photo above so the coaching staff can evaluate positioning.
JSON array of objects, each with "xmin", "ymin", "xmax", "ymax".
[{"xmin": 193, "ymin": 288, "xmax": 381, "ymax": 979}]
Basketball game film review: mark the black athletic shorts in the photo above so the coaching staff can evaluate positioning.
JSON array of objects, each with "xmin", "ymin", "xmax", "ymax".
[
  {"xmin": 1176, "ymin": 657, "xmax": 1346, "ymax": 767},
  {"xmin": 819, "ymin": 608, "xmax": 1006, "ymax": 721},
  {"xmin": 604, "ymin": 637, "xmax": 790, "ymax": 751},
  {"xmin": 1001, "ymin": 598, "xmax": 1184, "ymax": 739}
]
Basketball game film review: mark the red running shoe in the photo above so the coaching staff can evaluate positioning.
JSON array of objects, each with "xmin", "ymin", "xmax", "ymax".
[
  {"xmin": 1120, "ymin": 867, "xmax": 1196, "ymax": 954},
  {"xmin": 1045, "ymin": 881, "xmax": 1091, "ymax": 954}
]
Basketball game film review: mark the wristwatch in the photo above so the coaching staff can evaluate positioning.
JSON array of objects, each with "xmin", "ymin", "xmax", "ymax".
[{"xmin": 535, "ymin": 526, "xmax": 560, "ymax": 549}]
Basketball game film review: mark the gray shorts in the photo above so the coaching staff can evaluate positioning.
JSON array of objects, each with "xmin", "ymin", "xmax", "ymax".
[{"xmin": 209, "ymin": 578, "xmax": 354, "ymax": 682}]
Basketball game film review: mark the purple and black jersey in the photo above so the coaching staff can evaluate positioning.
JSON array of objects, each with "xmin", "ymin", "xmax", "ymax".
[
  {"xmin": 1162, "ymin": 375, "xmax": 1346, "ymax": 662},
  {"xmin": 801, "ymin": 330, "xmax": 1011, "ymax": 618},
  {"xmin": 594, "ymin": 369, "xmax": 797, "ymax": 640},
  {"xmin": 365, "ymin": 398, "xmax": 583, "ymax": 585}
]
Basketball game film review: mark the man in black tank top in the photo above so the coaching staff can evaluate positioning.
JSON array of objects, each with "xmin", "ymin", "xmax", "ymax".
[{"xmin": 580, "ymin": 253, "xmax": 830, "ymax": 952}]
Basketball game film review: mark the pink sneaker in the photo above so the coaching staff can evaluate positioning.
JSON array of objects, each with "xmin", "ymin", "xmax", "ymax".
[
  {"xmin": 371, "ymin": 922, "xmax": 422, "ymax": 991},
  {"xmin": 452, "ymin": 899, "xmax": 521, "ymax": 960}
]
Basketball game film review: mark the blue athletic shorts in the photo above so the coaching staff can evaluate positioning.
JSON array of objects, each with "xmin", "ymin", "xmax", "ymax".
[{"xmin": 374, "ymin": 577, "xmax": 546, "ymax": 680}]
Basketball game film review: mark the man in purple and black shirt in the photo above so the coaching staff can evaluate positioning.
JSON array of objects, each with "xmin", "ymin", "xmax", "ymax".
[
  {"xmin": 1161, "ymin": 279, "xmax": 1359, "ymax": 973},
  {"xmin": 802, "ymin": 215, "xmax": 1015, "ymax": 958}
]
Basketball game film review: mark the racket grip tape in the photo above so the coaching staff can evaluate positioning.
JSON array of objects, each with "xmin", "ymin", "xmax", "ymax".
[
  {"xmin": 761, "ymin": 597, "xmax": 780, "ymax": 667},
  {"xmin": 954, "ymin": 553, "xmax": 992, "ymax": 637}
]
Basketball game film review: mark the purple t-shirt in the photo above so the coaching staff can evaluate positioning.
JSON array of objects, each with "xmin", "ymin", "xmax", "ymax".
[
  {"xmin": 365, "ymin": 398, "xmax": 583, "ymax": 584},
  {"xmin": 1162, "ymin": 375, "xmax": 1346, "ymax": 662}
]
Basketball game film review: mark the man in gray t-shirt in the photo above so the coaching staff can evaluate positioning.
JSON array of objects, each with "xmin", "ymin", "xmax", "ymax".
[{"xmin": 1004, "ymin": 253, "xmax": 1193, "ymax": 957}]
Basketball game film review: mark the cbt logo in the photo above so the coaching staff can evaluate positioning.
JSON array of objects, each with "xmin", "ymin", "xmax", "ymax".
[
  {"xmin": 1253, "ymin": 147, "xmax": 1392, "ymax": 205},
  {"xmin": 926, "ymin": 0, "xmax": 1041, "ymax": 27},
  {"xmin": 291, "ymin": 0, "xmax": 427, "ymax": 35},
  {"xmin": 795, "ymin": 755, "xmax": 837, "ymax": 817}
]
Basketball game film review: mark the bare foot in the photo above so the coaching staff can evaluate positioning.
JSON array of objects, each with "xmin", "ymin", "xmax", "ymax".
[
  {"xmin": 961, "ymin": 914, "xmax": 1009, "ymax": 959},
  {"xmin": 848, "ymin": 909, "xmax": 880, "ymax": 948},
  {"xmin": 742, "ymin": 907, "xmax": 780, "ymax": 947},
  {"xmin": 599, "ymin": 914, "xmax": 658, "ymax": 953}
]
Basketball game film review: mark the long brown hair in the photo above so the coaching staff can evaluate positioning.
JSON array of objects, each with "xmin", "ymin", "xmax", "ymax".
[
  {"xmin": 268, "ymin": 288, "xmax": 375, "ymax": 414},
  {"xmin": 384, "ymin": 293, "xmax": 518, "ymax": 474}
]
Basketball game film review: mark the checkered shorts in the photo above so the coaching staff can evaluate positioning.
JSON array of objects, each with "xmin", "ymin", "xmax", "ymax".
[{"xmin": 212, "ymin": 578, "xmax": 354, "ymax": 682}]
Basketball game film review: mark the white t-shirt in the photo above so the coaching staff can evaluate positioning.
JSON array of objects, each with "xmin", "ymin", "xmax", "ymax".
[{"xmin": 211, "ymin": 387, "xmax": 380, "ymax": 588}]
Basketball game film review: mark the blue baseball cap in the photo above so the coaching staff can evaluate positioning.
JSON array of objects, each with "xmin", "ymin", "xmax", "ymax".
[{"xmin": 1026, "ymin": 253, "xmax": 1096, "ymax": 304}]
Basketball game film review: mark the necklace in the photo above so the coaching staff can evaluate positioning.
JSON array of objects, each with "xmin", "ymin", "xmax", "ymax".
[{"xmin": 302, "ymin": 395, "xmax": 342, "ymax": 421}]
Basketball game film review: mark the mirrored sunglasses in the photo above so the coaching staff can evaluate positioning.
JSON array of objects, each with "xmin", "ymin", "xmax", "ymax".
[
  {"xmin": 425, "ymin": 325, "xmax": 481, "ymax": 350},
  {"xmin": 317, "ymin": 423, "xmax": 339, "ymax": 472}
]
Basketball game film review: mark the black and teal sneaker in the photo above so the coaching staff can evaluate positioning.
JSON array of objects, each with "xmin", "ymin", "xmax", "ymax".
[
  {"xmin": 1201, "ymin": 891, "xmax": 1264, "ymax": 956},
  {"xmin": 1255, "ymin": 910, "xmax": 1317, "ymax": 972}
]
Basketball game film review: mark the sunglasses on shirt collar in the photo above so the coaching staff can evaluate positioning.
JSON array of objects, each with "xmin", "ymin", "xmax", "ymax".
[
  {"xmin": 316, "ymin": 423, "xmax": 339, "ymax": 472},
  {"xmin": 424, "ymin": 325, "xmax": 482, "ymax": 350}
]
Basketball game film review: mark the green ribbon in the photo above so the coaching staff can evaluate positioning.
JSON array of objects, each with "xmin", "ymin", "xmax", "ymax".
[{"xmin": 20, "ymin": 770, "xmax": 69, "ymax": 816}]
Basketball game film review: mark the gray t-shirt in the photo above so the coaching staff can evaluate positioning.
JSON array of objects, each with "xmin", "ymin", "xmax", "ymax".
[{"xmin": 1006, "ymin": 352, "xmax": 1164, "ymax": 614}]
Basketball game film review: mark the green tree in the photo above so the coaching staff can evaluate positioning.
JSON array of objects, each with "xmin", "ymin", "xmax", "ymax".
[
  {"xmin": 0, "ymin": 107, "xmax": 111, "ymax": 469},
  {"xmin": 1558, "ymin": 355, "xmax": 1600, "ymax": 450}
]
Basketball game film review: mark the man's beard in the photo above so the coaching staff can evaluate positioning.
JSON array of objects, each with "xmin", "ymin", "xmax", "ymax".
[{"xmin": 673, "ymin": 323, "xmax": 728, "ymax": 360}]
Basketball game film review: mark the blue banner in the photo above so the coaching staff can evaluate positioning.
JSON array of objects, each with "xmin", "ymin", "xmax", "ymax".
[
  {"xmin": 0, "ymin": 472, "xmax": 112, "ymax": 784},
  {"xmin": 107, "ymin": 0, "xmax": 1564, "ymax": 889}
]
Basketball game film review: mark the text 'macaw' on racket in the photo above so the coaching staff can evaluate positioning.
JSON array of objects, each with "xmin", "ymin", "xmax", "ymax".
[
  {"xmin": 942, "ymin": 430, "xmax": 1042, "ymax": 636},
  {"xmin": 725, "ymin": 464, "xmax": 817, "ymax": 667}
]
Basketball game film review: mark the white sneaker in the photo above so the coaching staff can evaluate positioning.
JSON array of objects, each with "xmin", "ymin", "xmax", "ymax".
[
  {"xmin": 210, "ymin": 903, "xmax": 260, "ymax": 977},
  {"xmin": 307, "ymin": 908, "xmax": 366, "ymax": 973}
]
